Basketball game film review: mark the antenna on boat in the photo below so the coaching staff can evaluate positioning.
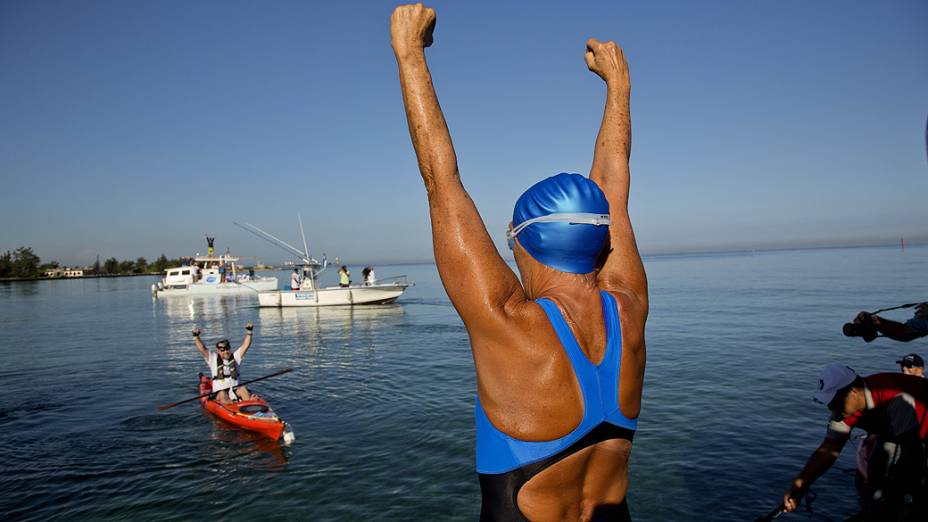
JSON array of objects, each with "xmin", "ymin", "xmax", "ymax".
[
  {"xmin": 233, "ymin": 221, "xmax": 319, "ymax": 267},
  {"xmin": 298, "ymin": 214, "xmax": 310, "ymax": 260}
]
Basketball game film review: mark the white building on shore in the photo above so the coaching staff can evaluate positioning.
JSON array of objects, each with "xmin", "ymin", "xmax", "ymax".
[{"xmin": 43, "ymin": 267, "xmax": 86, "ymax": 278}]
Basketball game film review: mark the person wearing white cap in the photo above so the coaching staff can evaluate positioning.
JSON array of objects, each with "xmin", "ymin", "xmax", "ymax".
[
  {"xmin": 897, "ymin": 353, "xmax": 925, "ymax": 377},
  {"xmin": 781, "ymin": 364, "xmax": 928, "ymax": 519}
]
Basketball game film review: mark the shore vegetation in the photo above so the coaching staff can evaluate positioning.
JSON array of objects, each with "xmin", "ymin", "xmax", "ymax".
[{"xmin": 0, "ymin": 247, "xmax": 187, "ymax": 280}]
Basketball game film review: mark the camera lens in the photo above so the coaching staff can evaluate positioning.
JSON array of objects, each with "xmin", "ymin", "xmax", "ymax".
[{"xmin": 842, "ymin": 323, "xmax": 858, "ymax": 337}]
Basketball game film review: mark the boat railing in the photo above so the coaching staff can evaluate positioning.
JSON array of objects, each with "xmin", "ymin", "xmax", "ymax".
[{"xmin": 368, "ymin": 275, "xmax": 411, "ymax": 286}]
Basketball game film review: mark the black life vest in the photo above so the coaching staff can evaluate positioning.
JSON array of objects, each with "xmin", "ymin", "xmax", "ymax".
[{"xmin": 213, "ymin": 352, "xmax": 239, "ymax": 381}]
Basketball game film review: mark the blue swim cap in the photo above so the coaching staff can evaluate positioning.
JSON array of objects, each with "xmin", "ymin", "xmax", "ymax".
[{"xmin": 512, "ymin": 173, "xmax": 610, "ymax": 274}]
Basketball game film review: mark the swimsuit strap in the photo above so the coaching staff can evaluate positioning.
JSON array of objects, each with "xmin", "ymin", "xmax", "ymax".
[{"xmin": 476, "ymin": 293, "xmax": 631, "ymax": 474}]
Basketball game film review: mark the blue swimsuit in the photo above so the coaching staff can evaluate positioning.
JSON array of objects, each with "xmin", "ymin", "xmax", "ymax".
[{"xmin": 476, "ymin": 291, "xmax": 638, "ymax": 521}]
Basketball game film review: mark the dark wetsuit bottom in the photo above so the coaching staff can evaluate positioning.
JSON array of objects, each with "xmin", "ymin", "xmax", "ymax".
[
  {"xmin": 479, "ymin": 498, "xmax": 630, "ymax": 522},
  {"xmin": 479, "ymin": 422, "xmax": 634, "ymax": 521},
  {"xmin": 593, "ymin": 500, "xmax": 631, "ymax": 521}
]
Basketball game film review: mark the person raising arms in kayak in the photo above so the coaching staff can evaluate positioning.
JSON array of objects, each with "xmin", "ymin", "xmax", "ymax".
[
  {"xmin": 392, "ymin": 4, "xmax": 647, "ymax": 520},
  {"xmin": 192, "ymin": 323, "xmax": 255, "ymax": 404}
]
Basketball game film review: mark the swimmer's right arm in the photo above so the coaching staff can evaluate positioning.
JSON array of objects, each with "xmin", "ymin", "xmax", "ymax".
[
  {"xmin": 585, "ymin": 39, "xmax": 647, "ymax": 302},
  {"xmin": 192, "ymin": 327, "xmax": 209, "ymax": 359},
  {"xmin": 781, "ymin": 437, "xmax": 843, "ymax": 512},
  {"xmin": 391, "ymin": 4, "xmax": 524, "ymax": 327}
]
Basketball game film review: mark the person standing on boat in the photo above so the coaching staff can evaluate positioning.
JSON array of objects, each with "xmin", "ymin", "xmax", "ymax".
[
  {"xmin": 338, "ymin": 265, "xmax": 350, "ymax": 287},
  {"xmin": 392, "ymin": 5, "xmax": 647, "ymax": 520},
  {"xmin": 363, "ymin": 266, "xmax": 376, "ymax": 286},
  {"xmin": 290, "ymin": 268, "xmax": 302, "ymax": 291},
  {"xmin": 192, "ymin": 323, "xmax": 254, "ymax": 404},
  {"xmin": 781, "ymin": 364, "xmax": 928, "ymax": 519}
]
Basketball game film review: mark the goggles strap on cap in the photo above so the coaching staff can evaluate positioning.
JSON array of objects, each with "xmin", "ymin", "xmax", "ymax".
[{"xmin": 507, "ymin": 212, "xmax": 611, "ymax": 240}]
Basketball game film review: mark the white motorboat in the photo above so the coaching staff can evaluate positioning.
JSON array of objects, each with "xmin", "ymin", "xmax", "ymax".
[
  {"xmin": 257, "ymin": 276, "xmax": 412, "ymax": 307},
  {"xmin": 235, "ymin": 218, "xmax": 413, "ymax": 308},
  {"xmin": 152, "ymin": 246, "xmax": 278, "ymax": 297}
]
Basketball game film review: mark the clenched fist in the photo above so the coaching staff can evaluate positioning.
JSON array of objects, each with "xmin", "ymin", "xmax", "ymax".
[
  {"xmin": 391, "ymin": 3, "xmax": 436, "ymax": 56},
  {"xmin": 585, "ymin": 38, "xmax": 629, "ymax": 90}
]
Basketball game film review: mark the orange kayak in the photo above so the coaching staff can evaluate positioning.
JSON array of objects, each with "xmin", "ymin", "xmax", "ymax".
[{"xmin": 198, "ymin": 374, "xmax": 294, "ymax": 444}]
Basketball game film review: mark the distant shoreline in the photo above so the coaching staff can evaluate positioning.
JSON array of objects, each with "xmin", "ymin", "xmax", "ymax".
[
  {"xmin": 4, "ymin": 241, "xmax": 923, "ymax": 280},
  {"xmin": 0, "ymin": 272, "xmax": 162, "ymax": 283}
]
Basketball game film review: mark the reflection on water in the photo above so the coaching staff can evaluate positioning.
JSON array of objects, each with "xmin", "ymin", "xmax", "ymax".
[
  {"xmin": 157, "ymin": 295, "xmax": 260, "ymax": 364},
  {"xmin": 0, "ymin": 279, "xmax": 41, "ymax": 298},
  {"xmin": 157, "ymin": 294, "xmax": 259, "ymax": 321},
  {"xmin": 259, "ymin": 304, "xmax": 405, "ymax": 336},
  {"xmin": 202, "ymin": 411, "xmax": 290, "ymax": 469}
]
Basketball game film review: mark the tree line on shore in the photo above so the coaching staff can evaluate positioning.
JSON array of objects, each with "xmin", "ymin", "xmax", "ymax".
[{"xmin": 0, "ymin": 246, "xmax": 185, "ymax": 279}]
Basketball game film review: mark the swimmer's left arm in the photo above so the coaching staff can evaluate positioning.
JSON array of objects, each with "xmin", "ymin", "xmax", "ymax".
[
  {"xmin": 585, "ymin": 39, "xmax": 647, "ymax": 303},
  {"xmin": 391, "ymin": 5, "xmax": 524, "ymax": 327}
]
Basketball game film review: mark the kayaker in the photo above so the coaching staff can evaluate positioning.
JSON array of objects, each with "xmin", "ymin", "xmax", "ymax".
[
  {"xmin": 781, "ymin": 364, "xmax": 928, "ymax": 519},
  {"xmin": 192, "ymin": 323, "xmax": 254, "ymax": 404},
  {"xmin": 392, "ymin": 5, "xmax": 647, "ymax": 520},
  {"xmin": 898, "ymin": 353, "xmax": 925, "ymax": 377}
]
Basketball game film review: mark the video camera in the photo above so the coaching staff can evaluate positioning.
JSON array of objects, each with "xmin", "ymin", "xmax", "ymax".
[{"xmin": 842, "ymin": 319, "xmax": 878, "ymax": 342}]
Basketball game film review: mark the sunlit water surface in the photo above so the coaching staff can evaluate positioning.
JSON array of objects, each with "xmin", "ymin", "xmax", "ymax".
[{"xmin": 1, "ymin": 245, "xmax": 925, "ymax": 521}]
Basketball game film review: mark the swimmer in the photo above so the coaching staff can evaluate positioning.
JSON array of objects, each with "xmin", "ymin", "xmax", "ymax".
[{"xmin": 392, "ymin": 5, "xmax": 647, "ymax": 520}]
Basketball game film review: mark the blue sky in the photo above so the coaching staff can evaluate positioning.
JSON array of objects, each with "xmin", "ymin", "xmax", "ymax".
[{"xmin": 1, "ymin": 1, "xmax": 926, "ymax": 266}]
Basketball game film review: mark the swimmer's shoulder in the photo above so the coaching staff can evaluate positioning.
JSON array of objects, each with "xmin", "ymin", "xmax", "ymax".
[{"xmin": 466, "ymin": 292, "xmax": 556, "ymax": 347}]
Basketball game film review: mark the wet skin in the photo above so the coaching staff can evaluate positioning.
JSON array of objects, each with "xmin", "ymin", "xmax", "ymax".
[{"xmin": 392, "ymin": 5, "xmax": 647, "ymax": 519}]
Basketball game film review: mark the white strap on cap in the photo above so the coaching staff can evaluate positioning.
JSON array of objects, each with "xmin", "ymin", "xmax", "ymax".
[{"xmin": 508, "ymin": 212, "xmax": 611, "ymax": 239}]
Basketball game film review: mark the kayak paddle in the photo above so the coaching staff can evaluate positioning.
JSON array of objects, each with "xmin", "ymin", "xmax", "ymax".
[
  {"xmin": 754, "ymin": 504, "xmax": 784, "ymax": 522},
  {"xmin": 158, "ymin": 368, "xmax": 294, "ymax": 411}
]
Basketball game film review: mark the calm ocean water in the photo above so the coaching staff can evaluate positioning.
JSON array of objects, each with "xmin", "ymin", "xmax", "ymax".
[{"xmin": 1, "ymin": 245, "xmax": 926, "ymax": 521}]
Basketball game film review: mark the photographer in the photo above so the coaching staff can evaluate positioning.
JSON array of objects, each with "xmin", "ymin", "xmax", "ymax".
[{"xmin": 851, "ymin": 303, "xmax": 928, "ymax": 343}]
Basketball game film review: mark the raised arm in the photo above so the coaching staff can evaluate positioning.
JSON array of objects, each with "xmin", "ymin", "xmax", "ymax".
[
  {"xmin": 236, "ymin": 323, "xmax": 254, "ymax": 358},
  {"xmin": 585, "ymin": 39, "xmax": 647, "ymax": 300},
  {"xmin": 391, "ymin": 4, "xmax": 523, "ymax": 326},
  {"xmin": 192, "ymin": 327, "xmax": 209, "ymax": 359}
]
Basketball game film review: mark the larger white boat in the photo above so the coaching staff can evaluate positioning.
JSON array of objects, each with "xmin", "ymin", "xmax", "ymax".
[
  {"xmin": 235, "ymin": 219, "xmax": 413, "ymax": 308},
  {"xmin": 257, "ymin": 275, "xmax": 412, "ymax": 307},
  {"xmin": 152, "ymin": 245, "xmax": 278, "ymax": 297}
]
